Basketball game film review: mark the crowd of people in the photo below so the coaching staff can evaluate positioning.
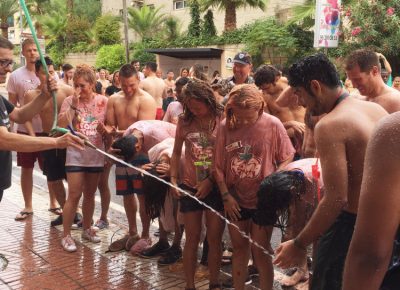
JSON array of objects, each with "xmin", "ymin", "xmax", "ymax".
[{"xmin": 0, "ymin": 34, "xmax": 400, "ymax": 290}]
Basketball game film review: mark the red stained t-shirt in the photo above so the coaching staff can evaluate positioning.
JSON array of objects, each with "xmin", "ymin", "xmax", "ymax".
[
  {"xmin": 175, "ymin": 116, "xmax": 221, "ymax": 189},
  {"xmin": 214, "ymin": 113, "xmax": 295, "ymax": 209}
]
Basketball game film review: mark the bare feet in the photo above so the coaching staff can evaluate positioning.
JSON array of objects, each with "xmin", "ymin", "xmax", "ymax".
[{"xmin": 280, "ymin": 268, "xmax": 309, "ymax": 287}]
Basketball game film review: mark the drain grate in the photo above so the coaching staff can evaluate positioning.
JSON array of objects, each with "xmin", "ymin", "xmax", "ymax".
[{"xmin": 0, "ymin": 254, "xmax": 8, "ymax": 271}]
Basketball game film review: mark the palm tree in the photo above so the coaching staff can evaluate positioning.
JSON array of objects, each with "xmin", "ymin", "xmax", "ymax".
[
  {"xmin": 199, "ymin": 0, "xmax": 267, "ymax": 31},
  {"xmin": 127, "ymin": 5, "xmax": 166, "ymax": 39},
  {"xmin": 0, "ymin": 0, "xmax": 19, "ymax": 38},
  {"xmin": 26, "ymin": 0, "xmax": 51, "ymax": 37}
]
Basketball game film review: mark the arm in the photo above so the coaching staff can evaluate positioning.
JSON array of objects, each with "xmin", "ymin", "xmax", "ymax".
[
  {"xmin": 0, "ymin": 126, "xmax": 83, "ymax": 151},
  {"xmin": 21, "ymin": 91, "xmax": 37, "ymax": 136},
  {"xmin": 138, "ymin": 94, "xmax": 157, "ymax": 120},
  {"xmin": 343, "ymin": 118, "xmax": 400, "ymax": 290},
  {"xmin": 170, "ymin": 131, "xmax": 184, "ymax": 197},
  {"xmin": 378, "ymin": 53, "xmax": 392, "ymax": 75}
]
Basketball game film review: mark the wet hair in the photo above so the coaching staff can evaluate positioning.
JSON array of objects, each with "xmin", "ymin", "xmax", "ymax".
[
  {"xmin": 73, "ymin": 64, "xmax": 97, "ymax": 85},
  {"xmin": 288, "ymin": 53, "xmax": 341, "ymax": 95},
  {"xmin": 143, "ymin": 164, "xmax": 170, "ymax": 221},
  {"xmin": 119, "ymin": 63, "xmax": 137, "ymax": 78},
  {"xmin": 111, "ymin": 135, "xmax": 138, "ymax": 162},
  {"xmin": 211, "ymin": 83, "xmax": 224, "ymax": 95},
  {"xmin": 146, "ymin": 62, "xmax": 157, "ymax": 72},
  {"xmin": 181, "ymin": 78, "xmax": 224, "ymax": 123},
  {"xmin": 111, "ymin": 70, "xmax": 120, "ymax": 85},
  {"xmin": 131, "ymin": 59, "xmax": 140, "ymax": 65},
  {"xmin": 190, "ymin": 64, "xmax": 208, "ymax": 81},
  {"xmin": 167, "ymin": 88, "xmax": 173, "ymax": 94},
  {"xmin": 95, "ymin": 81, "xmax": 102, "ymax": 94},
  {"xmin": 62, "ymin": 63, "xmax": 73, "ymax": 72},
  {"xmin": 345, "ymin": 49, "xmax": 380, "ymax": 73},
  {"xmin": 35, "ymin": 56, "xmax": 53, "ymax": 72},
  {"xmin": 253, "ymin": 170, "xmax": 305, "ymax": 232},
  {"xmin": 21, "ymin": 38, "xmax": 35, "ymax": 50},
  {"xmin": 0, "ymin": 36, "xmax": 14, "ymax": 50},
  {"xmin": 254, "ymin": 65, "xmax": 281, "ymax": 87},
  {"xmin": 180, "ymin": 67, "xmax": 189, "ymax": 76},
  {"xmin": 167, "ymin": 70, "xmax": 174, "ymax": 74},
  {"xmin": 225, "ymin": 84, "xmax": 265, "ymax": 130},
  {"xmin": 175, "ymin": 76, "xmax": 189, "ymax": 88}
]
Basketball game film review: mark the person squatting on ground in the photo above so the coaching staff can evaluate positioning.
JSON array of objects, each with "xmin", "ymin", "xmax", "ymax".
[
  {"xmin": 214, "ymin": 84, "xmax": 295, "ymax": 290},
  {"xmin": 170, "ymin": 79, "xmax": 225, "ymax": 290},
  {"xmin": 273, "ymin": 53, "xmax": 388, "ymax": 290},
  {"xmin": 57, "ymin": 64, "xmax": 109, "ymax": 252}
]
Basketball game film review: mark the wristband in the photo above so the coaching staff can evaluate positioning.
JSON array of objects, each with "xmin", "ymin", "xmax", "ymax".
[{"xmin": 293, "ymin": 237, "xmax": 306, "ymax": 250}]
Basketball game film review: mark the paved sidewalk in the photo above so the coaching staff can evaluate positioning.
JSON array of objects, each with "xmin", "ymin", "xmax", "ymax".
[{"xmin": 0, "ymin": 182, "xmax": 211, "ymax": 290}]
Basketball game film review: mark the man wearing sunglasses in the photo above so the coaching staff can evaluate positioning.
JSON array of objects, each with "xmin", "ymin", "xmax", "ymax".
[{"xmin": 0, "ymin": 36, "xmax": 84, "ymax": 205}]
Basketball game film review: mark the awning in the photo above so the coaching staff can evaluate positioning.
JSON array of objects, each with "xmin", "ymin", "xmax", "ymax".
[{"xmin": 146, "ymin": 48, "xmax": 223, "ymax": 59}]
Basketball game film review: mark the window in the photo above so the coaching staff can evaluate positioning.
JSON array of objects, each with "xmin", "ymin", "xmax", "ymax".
[{"xmin": 173, "ymin": 0, "xmax": 187, "ymax": 10}]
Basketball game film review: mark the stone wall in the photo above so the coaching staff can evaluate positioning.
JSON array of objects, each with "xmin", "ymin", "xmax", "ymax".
[{"xmin": 64, "ymin": 53, "xmax": 97, "ymax": 67}]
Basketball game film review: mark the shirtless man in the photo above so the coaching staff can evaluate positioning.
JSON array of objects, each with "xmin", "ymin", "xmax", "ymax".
[
  {"xmin": 24, "ymin": 57, "xmax": 75, "ymax": 226},
  {"xmin": 164, "ymin": 70, "xmax": 175, "ymax": 90},
  {"xmin": 343, "ymin": 112, "xmax": 400, "ymax": 290},
  {"xmin": 346, "ymin": 49, "xmax": 400, "ymax": 113},
  {"xmin": 140, "ymin": 62, "xmax": 166, "ymax": 120},
  {"xmin": 254, "ymin": 65, "xmax": 306, "ymax": 156},
  {"xmin": 273, "ymin": 53, "xmax": 388, "ymax": 290},
  {"xmin": 104, "ymin": 64, "xmax": 157, "ymax": 252}
]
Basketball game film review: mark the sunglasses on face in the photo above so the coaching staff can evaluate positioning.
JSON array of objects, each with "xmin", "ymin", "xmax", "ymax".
[{"xmin": 0, "ymin": 59, "xmax": 15, "ymax": 68}]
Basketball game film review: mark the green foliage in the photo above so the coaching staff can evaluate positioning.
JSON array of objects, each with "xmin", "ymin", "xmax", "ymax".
[
  {"xmin": 73, "ymin": 0, "xmax": 102, "ymax": 24},
  {"xmin": 65, "ymin": 16, "xmax": 92, "ymax": 46},
  {"xmin": 163, "ymin": 16, "xmax": 181, "ymax": 40},
  {"xmin": 0, "ymin": 0, "xmax": 19, "ymax": 38},
  {"xmin": 128, "ymin": 5, "xmax": 167, "ymax": 40},
  {"xmin": 96, "ymin": 44, "xmax": 126, "ymax": 72},
  {"xmin": 188, "ymin": 0, "xmax": 202, "ymax": 37},
  {"xmin": 130, "ymin": 41, "xmax": 157, "ymax": 64},
  {"xmin": 47, "ymin": 41, "xmax": 65, "ymax": 66},
  {"xmin": 334, "ymin": 0, "xmax": 400, "ymax": 58},
  {"xmin": 95, "ymin": 14, "xmax": 121, "ymax": 45},
  {"xmin": 202, "ymin": 9, "xmax": 217, "ymax": 37}
]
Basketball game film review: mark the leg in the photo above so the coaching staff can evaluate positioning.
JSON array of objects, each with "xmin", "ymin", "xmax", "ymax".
[
  {"xmin": 63, "ymin": 172, "xmax": 84, "ymax": 237},
  {"xmin": 251, "ymin": 225, "xmax": 273, "ymax": 290},
  {"xmin": 97, "ymin": 163, "xmax": 111, "ymax": 222},
  {"xmin": 137, "ymin": 194, "xmax": 150, "ymax": 239},
  {"xmin": 183, "ymin": 210, "xmax": 203, "ymax": 289},
  {"xmin": 123, "ymin": 194, "xmax": 138, "ymax": 236},
  {"xmin": 205, "ymin": 210, "xmax": 224, "ymax": 287},
  {"xmin": 20, "ymin": 167, "xmax": 34, "ymax": 212},
  {"xmin": 229, "ymin": 220, "xmax": 251, "ymax": 290},
  {"xmin": 81, "ymin": 172, "xmax": 101, "ymax": 230},
  {"xmin": 47, "ymin": 180, "xmax": 66, "ymax": 208}
]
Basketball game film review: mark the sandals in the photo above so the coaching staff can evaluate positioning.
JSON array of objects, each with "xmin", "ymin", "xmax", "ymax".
[
  {"xmin": 48, "ymin": 207, "xmax": 62, "ymax": 215},
  {"xmin": 15, "ymin": 211, "xmax": 33, "ymax": 221}
]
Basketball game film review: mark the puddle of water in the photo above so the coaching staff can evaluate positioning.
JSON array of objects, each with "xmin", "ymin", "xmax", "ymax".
[{"xmin": 0, "ymin": 254, "xmax": 8, "ymax": 271}]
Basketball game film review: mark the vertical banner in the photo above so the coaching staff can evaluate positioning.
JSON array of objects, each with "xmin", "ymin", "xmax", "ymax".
[{"xmin": 314, "ymin": 0, "xmax": 341, "ymax": 48}]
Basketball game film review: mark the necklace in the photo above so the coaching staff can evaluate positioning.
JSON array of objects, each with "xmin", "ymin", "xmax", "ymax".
[
  {"xmin": 196, "ymin": 117, "xmax": 215, "ymax": 132},
  {"xmin": 329, "ymin": 91, "xmax": 349, "ymax": 113}
]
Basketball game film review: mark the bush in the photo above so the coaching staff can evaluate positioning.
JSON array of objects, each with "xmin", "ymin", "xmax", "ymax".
[
  {"xmin": 95, "ymin": 14, "xmax": 121, "ymax": 46},
  {"xmin": 130, "ymin": 41, "xmax": 157, "ymax": 64},
  {"xmin": 96, "ymin": 44, "xmax": 126, "ymax": 72},
  {"xmin": 65, "ymin": 16, "xmax": 92, "ymax": 47}
]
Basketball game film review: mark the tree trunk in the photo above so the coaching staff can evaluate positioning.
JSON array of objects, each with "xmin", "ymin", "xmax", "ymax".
[
  {"xmin": 224, "ymin": 2, "xmax": 236, "ymax": 32},
  {"xmin": 0, "ymin": 21, "xmax": 8, "ymax": 39}
]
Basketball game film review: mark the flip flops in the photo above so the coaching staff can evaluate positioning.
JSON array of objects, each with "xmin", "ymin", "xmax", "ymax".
[
  {"xmin": 15, "ymin": 211, "xmax": 33, "ymax": 221},
  {"xmin": 48, "ymin": 207, "xmax": 62, "ymax": 215}
]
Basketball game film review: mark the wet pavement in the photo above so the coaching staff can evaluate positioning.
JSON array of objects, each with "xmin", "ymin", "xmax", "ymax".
[{"xmin": 0, "ymin": 154, "xmax": 307, "ymax": 290}]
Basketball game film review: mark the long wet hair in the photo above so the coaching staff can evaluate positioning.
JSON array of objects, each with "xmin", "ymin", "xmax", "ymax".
[
  {"xmin": 143, "ymin": 164, "xmax": 170, "ymax": 221},
  {"xmin": 253, "ymin": 170, "xmax": 305, "ymax": 233},
  {"xmin": 111, "ymin": 135, "xmax": 138, "ymax": 162},
  {"xmin": 225, "ymin": 84, "xmax": 265, "ymax": 130},
  {"xmin": 181, "ymin": 79, "xmax": 224, "ymax": 125}
]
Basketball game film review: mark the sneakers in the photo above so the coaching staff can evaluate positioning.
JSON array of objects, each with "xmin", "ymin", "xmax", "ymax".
[
  {"xmin": 157, "ymin": 245, "xmax": 182, "ymax": 265},
  {"xmin": 71, "ymin": 220, "xmax": 83, "ymax": 230},
  {"xmin": 94, "ymin": 219, "xmax": 109, "ymax": 230},
  {"xmin": 81, "ymin": 228, "xmax": 101, "ymax": 243},
  {"xmin": 130, "ymin": 238, "xmax": 152, "ymax": 255},
  {"xmin": 61, "ymin": 235, "xmax": 77, "ymax": 252},
  {"xmin": 108, "ymin": 234, "xmax": 140, "ymax": 252},
  {"xmin": 139, "ymin": 240, "xmax": 170, "ymax": 258},
  {"xmin": 51, "ymin": 215, "xmax": 63, "ymax": 226}
]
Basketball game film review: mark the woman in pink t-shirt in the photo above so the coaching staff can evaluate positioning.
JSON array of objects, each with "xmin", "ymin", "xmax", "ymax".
[
  {"xmin": 170, "ymin": 79, "xmax": 224, "ymax": 290},
  {"xmin": 214, "ymin": 84, "xmax": 295, "ymax": 290},
  {"xmin": 58, "ymin": 64, "xmax": 108, "ymax": 253}
]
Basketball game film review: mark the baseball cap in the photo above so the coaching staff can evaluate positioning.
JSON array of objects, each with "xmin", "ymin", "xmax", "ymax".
[{"xmin": 233, "ymin": 52, "xmax": 252, "ymax": 65}]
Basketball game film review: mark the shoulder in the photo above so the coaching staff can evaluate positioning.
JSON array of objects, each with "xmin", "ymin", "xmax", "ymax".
[{"xmin": 139, "ymin": 89, "xmax": 156, "ymax": 102}]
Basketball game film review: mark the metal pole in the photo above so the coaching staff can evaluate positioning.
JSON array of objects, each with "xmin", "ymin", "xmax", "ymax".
[
  {"xmin": 122, "ymin": 0, "xmax": 130, "ymax": 63},
  {"xmin": 19, "ymin": 4, "xmax": 25, "ymax": 66}
]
